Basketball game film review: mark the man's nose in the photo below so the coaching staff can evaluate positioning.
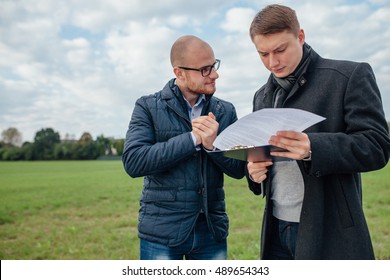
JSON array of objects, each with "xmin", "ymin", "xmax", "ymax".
[{"xmin": 269, "ymin": 54, "xmax": 279, "ymax": 68}]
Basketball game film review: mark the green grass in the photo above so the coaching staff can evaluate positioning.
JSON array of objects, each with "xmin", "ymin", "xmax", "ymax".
[
  {"xmin": 360, "ymin": 166, "xmax": 390, "ymax": 259},
  {"xmin": 0, "ymin": 161, "xmax": 389, "ymax": 259}
]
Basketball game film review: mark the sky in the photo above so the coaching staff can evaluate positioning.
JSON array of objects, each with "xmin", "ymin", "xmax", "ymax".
[{"xmin": 1, "ymin": 0, "xmax": 389, "ymax": 143}]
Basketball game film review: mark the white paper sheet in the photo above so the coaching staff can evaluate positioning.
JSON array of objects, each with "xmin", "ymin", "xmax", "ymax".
[{"xmin": 213, "ymin": 108, "xmax": 325, "ymax": 150}]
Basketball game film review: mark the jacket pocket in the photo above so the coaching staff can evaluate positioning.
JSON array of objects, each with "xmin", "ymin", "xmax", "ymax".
[
  {"xmin": 141, "ymin": 175, "xmax": 179, "ymax": 202},
  {"xmin": 142, "ymin": 188, "xmax": 177, "ymax": 202},
  {"xmin": 333, "ymin": 175, "xmax": 354, "ymax": 228}
]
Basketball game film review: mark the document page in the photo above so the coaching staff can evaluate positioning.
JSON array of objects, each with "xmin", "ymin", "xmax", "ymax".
[{"xmin": 213, "ymin": 108, "xmax": 325, "ymax": 150}]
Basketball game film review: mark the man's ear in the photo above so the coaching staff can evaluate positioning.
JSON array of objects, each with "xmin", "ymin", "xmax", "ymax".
[
  {"xmin": 173, "ymin": 66, "xmax": 186, "ymax": 81},
  {"xmin": 298, "ymin": 29, "xmax": 305, "ymax": 44},
  {"xmin": 173, "ymin": 67, "xmax": 184, "ymax": 80}
]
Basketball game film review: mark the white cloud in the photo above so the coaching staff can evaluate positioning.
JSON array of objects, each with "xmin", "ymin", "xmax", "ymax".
[
  {"xmin": 167, "ymin": 15, "xmax": 190, "ymax": 28},
  {"xmin": 220, "ymin": 7, "xmax": 257, "ymax": 33},
  {"xmin": 63, "ymin": 38, "xmax": 92, "ymax": 65}
]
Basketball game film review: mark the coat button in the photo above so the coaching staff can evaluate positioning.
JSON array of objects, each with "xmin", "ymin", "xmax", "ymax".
[{"xmin": 315, "ymin": 171, "xmax": 321, "ymax": 177}]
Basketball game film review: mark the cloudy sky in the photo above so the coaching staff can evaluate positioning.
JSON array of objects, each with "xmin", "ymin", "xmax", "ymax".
[{"xmin": 1, "ymin": 0, "xmax": 389, "ymax": 142}]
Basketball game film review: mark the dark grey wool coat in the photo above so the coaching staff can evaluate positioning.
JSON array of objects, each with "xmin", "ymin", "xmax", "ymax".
[{"xmin": 247, "ymin": 45, "xmax": 390, "ymax": 260}]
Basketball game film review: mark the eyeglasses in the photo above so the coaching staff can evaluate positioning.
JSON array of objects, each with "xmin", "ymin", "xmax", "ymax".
[{"xmin": 178, "ymin": 59, "xmax": 220, "ymax": 77}]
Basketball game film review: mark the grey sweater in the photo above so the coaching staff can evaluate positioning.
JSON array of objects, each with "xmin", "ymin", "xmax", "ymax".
[{"xmin": 270, "ymin": 160, "xmax": 304, "ymax": 222}]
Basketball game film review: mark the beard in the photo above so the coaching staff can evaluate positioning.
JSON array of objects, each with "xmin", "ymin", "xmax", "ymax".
[{"xmin": 186, "ymin": 77, "xmax": 216, "ymax": 95}]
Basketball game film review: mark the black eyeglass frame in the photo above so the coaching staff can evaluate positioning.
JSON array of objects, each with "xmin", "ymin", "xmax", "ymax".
[{"xmin": 177, "ymin": 59, "xmax": 220, "ymax": 77}]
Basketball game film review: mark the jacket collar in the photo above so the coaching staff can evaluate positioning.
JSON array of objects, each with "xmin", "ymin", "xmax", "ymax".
[{"xmin": 161, "ymin": 78, "xmax": 214, "ymax": 120}]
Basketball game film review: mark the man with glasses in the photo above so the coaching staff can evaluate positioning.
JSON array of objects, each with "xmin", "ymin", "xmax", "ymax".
[{"xmin": 122, "ymin": 35, "xmax": 245, "ymax": 260}]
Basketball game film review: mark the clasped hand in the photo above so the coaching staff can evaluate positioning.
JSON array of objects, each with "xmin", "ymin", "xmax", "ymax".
[{"xmin": 191, "ymin": 112, "xmax": 219, "ymax": 150}]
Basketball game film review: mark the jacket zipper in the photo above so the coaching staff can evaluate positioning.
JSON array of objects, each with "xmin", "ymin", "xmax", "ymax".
[
  {"xmin": 199, "ymin": 151, "xmax": 205, "ymax": 212},
  {"xmin": 166, "ymin": 101, "xmax": 205, "ymax": 212}
]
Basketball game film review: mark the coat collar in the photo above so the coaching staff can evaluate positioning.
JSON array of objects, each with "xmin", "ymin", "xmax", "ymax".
[{"xmin": 260, "ymin": 44, "xmax": 314, "ymax": 108}]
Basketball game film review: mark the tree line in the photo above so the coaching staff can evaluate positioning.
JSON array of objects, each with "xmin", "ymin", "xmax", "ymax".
[
  {"xmin": 0, "ymin": 127, "xmax": 124, "ymax": 161},
  {"xmin": 1, "ymin": 122, "xmax": 389, "ymax": 161}
]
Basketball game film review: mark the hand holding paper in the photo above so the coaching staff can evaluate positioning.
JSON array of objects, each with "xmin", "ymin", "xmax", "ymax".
[
  {"xmin": 211, "ymin": 108, "xmax": 325, "ymax": 162},
  {"xmin": 268, "ymin": 130, "xmax": 312, "ymax": 160}
]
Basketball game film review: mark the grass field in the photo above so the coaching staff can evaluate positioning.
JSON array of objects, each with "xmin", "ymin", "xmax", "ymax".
[{"xmin": 0, "ymin": 160, "xmax": 389, "ymax": 260}]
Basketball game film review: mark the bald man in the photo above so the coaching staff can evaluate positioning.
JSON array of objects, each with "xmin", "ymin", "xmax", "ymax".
[{"xmin": 122, "ymin": 35, "xmax": 245, "ymax": 260}]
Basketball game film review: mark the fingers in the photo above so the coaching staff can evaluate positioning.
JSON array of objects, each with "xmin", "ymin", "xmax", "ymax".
[
  {"xmin": 247, "ymin": 161, "xmax": 273, "ymax": 184},
  {"xmin": 208, "ymin": 112, "xmax": 216, "ymax": 120},
  {"xmin": 192, "ymin": 118, "xmax": 218, "ymax": 138},
  {"xmin": 192, "ymin": 114, "xmax": 218, "ymax": 129},
  {"xmin": 268, "ymin": 130, "xmax": 311, "ymax": 160}
]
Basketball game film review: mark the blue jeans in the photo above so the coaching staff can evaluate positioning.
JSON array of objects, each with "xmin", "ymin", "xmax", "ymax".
[
  {"xmin": 140, "ymin": 214, "xmax": 227, "ymax": 260},
  {"xmin": 268, "ymin": 216, "xmax": 299, "ymax": 260}
]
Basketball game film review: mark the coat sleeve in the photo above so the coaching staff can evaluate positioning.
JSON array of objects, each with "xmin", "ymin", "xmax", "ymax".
[
  {"xmin": 245, "ymin": 168, "xmax": 263, "ymax": 195},
  {"xmin": 122, "ymin": 97, "xmax": 196, "ymax": 178},
  {"xmin": 307, "ymin": 63, "xmax": 390, "ymax": 176}
]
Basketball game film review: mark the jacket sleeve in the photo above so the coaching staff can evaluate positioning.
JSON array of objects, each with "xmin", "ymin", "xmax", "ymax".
[
  {"xmin": 207, "ymin": 151, "xmax": 246, "ymax": 179},
  {"xmin": 307, "ymin": 63, "xmax": 390, "ymax": 176},
  {"xmin": 122, "ymin": 97, "xmax": 196, "ymax": 178}
]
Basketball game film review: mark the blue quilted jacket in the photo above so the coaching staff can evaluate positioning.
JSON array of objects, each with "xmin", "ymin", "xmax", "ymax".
[{"xmin": 122, "ymin": 79, "xmax": 245, "ymax": 246}]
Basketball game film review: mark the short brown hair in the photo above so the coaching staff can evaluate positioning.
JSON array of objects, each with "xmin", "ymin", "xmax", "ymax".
[{"xmin": 249, "ymin": 4, "xmax": 300, "ymax": 41}]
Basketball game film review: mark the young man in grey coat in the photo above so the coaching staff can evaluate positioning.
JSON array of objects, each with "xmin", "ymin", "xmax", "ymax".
[{"xmin": 246, "ymin": 4, "xmax": 390, "ymax": 259}]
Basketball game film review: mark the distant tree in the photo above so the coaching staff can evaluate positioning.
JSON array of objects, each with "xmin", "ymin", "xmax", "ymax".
[
  {"xmin": 0, "ymin": 127, "xmax": 124, "ymax": 160},
  {"xmin": 54, "ymin": 142, "xmax": 75, "ymax": 160},
  {"xmin": 1, "ymin": 146, "xmax": 23, "ymax": 160},
  {"xmin": 95, "ymin": 134, "xmax": 112, "ymax": 156},
  {"xmin": 33, "ymin": 128, "xmax": 61, "ymax": 160},
  {"xmin": 21, "ymin": 142, "xmax": 34, "ymax": 160},
  {"xmin": 79, "ymin": 132, "xmax": 93, "ymax": 144},
  {"xmin": 77, "ymin": 132, "xmax": 100, "ymax": 159},
  {"xmin": 1, "ymin": 127, "xmax": 22, "ymax": 147},
  {"xmin": 79, "ymin": 142, "xmax": 100, "ymax": 159},
  {"xmin": 113, "ymin": 139, "xmax": 124, "ymax": 155}
]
